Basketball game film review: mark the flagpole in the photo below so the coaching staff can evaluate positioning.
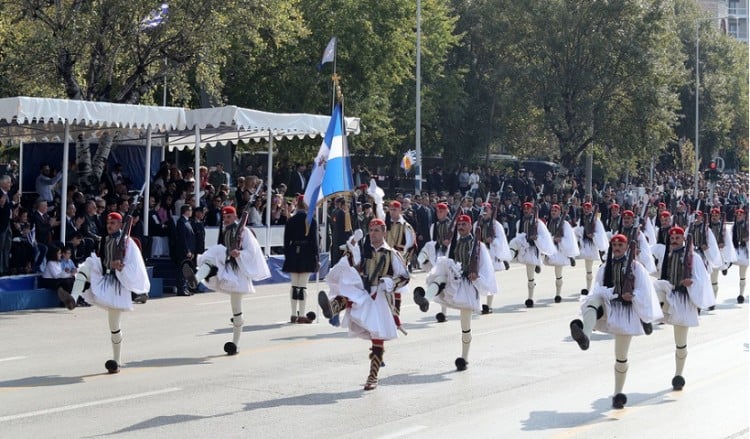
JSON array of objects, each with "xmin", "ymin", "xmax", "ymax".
[{"xmin": 415, "ymin": 0, "xmax": 422, "ymax": 194}]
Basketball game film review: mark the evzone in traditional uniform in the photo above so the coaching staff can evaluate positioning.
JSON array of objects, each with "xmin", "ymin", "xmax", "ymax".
[
  {"xmin": 475, "ymin": 202, "xmax": 511, "ymax": 314},
  {"xmin": 672, "ymin": 201, "xmax": 690, "ymax": 228},
  {"xmin": 617, "ymin": 210, "xmax": 657, "ymax": 274},
  {"xmin": 416, "ymin": 202, "xmax": 454, "ymax": 322},
  {"xmin": 653, "ymin": 226, "xmax": 714, "ymax": 391},
  {"xmin": 732, "ymin": 208, "xmax": 749, "ymax": 303},
  {"xmin": 687, "ymin": 210, "xmax": 722, "ymax": 309},
  {"xmin": 71, "ymin": 212, "xmax": 150, "ymax": 373},
  {"xmin": 707, "ymin": 207, "xmax": 737, "ymax": 303},
  {"xmin": 186, "ymin": 206, "xmax": 271, "ymax": 355},
  {"xmin": 508, "ymin": 202, "xmax": 555, "ymax": 308},
  {"xmin": 603, "ymin": 203, "xmax": 622, "ymax": 236},
  {"xmin": 543, "ymin": 204, "xmax": 579, "ymax": 303},
  {"xmin": 569, "ymin": 234, "xmax": 662, "ymax": 409},
  {"xmin": 385, "ymin": 200, "xmax": 416, "ymax": 325},
  {"xmin": 281, "ymin": 196, "xmax": 318, "ymax": 324},
  {"xmin": 651, "ymin": 210, "xmax": 674, "ymax": 269},
  {"xmin": 575, "ymin": 201, "xmax": 609, "ymax": 295},
  {"xmin": 318, "ymin": 219, "xmax": 409, "ymax": 390},
  {"xmin": 413, "ymin": 214, "xmax": 497, "ymax": 370}
]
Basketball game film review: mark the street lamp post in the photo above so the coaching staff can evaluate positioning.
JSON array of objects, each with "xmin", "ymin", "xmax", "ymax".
[{"xmin": 694, "ymin": 16, "xmax": 730, "ymax": 196}]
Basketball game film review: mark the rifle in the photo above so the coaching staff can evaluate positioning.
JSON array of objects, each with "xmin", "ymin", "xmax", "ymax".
[
  {"xmin": 527, "ymin": 205, "xmax": 538, "ymax": 243},
  {"xmin": 228, "ymin": 184, "xmax": 262, "ymax": 266},
  {"xmin": 466, "ymin": 220, "xmax": 482, "ymax": 279},
  {"xmin": 621, "ymin": 240, "xmax": 637, "ymax": 297},
  {"xmin": 113, "ymin": 182, "xmax": 147, "ymax": 262},
  {"xmin": 681, "ymin": 234, "xmax": 694, "ymax": 294}
]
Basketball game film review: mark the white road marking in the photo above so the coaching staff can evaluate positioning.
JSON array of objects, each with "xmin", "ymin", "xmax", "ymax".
[
  {"xmin": 376, "ymin": 425, "xmax": 428, "ymax": 438},
  {"xmin": 0, "ymin": 356, "xmax": 26, "ymax": 363},
  {"xmin": 0, "ymin": 387, "xmax": 181, "ymax": 422}
]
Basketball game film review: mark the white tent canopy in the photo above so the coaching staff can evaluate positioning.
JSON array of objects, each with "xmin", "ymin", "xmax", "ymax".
[
  {"xmin": 167, "ymin": 105, "xmax": 360, "ymax": 150},
  {"xmin": 0, "ymin": 96, "xmax": 188, "ymax": 243}
]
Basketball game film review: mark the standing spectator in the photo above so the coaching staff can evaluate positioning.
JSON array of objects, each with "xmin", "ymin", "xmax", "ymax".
[
  {"xmin": 31, "ymin": 199, "xmax": 58, "ymax": 269},
  {"xmin": 205, "ymin": 195, "xmax": 224, "ymax": 227},
  {"xmin": 10, "ymin": 208, "xmax": 35, "ymax": 274},
  {"xmin": 288, "ymin": 163, "xmax": 307, "ymax": 196},
  {"xmin": 36, "ymin": 164, "xmax": 63, "ymax": 203},
  {"xmin": 191, "ymin": 206, "xmax": 206, "ymax": 255},
  {"xmin": 0, "ymin": 175, "xmax": 14, "ymax": 275},
  {"xmin": 458, "ymin": 166, "xmax": 470, "ymax": 195},
  {"xmin": 172, "ymin": 205, "xmax": 196, "ymax": 296},
  {"xmin": 208, "ymin": 162, "xmax": 230, "ymax": 190}
]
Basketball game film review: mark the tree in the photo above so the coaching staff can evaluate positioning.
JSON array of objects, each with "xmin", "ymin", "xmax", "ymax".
[{"xmin": 0, "ymin": 0, "xmax": 307, "ymax": 105}]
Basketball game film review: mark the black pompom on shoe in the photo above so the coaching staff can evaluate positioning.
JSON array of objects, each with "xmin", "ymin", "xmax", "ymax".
[
  {"xmin": 455, "ymin": 357, "xmax": 468, "ymax": 371},
  {"xmin": 524, "ymin": 299, "xmax": 534, "ymax": 308},
  {"xmin": 105, "ymin": 360, "xmax": 120, "ymax": 374},
  {"xmin": 535, "ymin": 265, "xmax": 541, "ymax": 274},
  {"xmin": 413, "ymin": 287, "xmax": 430, "ymax": 312},
  {"xmin": 738, "ymin": 295, "xmax": 745, "ymax": 304},
  {"xmin": 554, "ymin": 295, "xmax": 562, "ymax": 303},
  {"xmin": 481, "ymin": 304, "xmax": 493, "ymax": 315},
  {"xmin": 306, "ymin": 311, "xmax": 317, "ymax": 321},
  {"xmin": 672, "ymin": 375, "xmax": 685, "ymax": 391},
  {"xmin": 581, "ymin": 289, "xmax": 589, "ymax": 295},
  {"xmin": 224, "ymin": 342, "xmax": 238, "ymax": 356},
  {"xmin": 612, "ymin": 393, "xmax": 627, "ymax": 409},
  {"xmin": 641, "ymin": 321, "xmax": 653, "ymax": 335},
  {"xmin": 436, "ymin": 312, "xmax": 446, "ymax": 323}
]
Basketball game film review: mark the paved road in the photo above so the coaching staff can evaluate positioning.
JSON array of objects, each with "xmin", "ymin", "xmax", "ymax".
[{"xmin": 1, "ymin": 262, "xmax": 748, "ymax": 438}]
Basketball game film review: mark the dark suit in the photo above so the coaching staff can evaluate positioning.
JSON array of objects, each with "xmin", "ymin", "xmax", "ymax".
[
  {"xmin": 0, "ymin": 190, "xmax": 13, "ymax": 274},
  {"xmin": 414, "ymin": 203, "xmax": 433, "ymax": 252},
  {"xmin": 31, "ymin": 210, "xmax": 53, "ymax": 246},
  {"xmin": 205, "ymin": 208, "xmax": 223, "ymax": 227},
  {"xmin": 288, "ymin": 171, "xmax": 306, "ymax": 196},
  {"xmin": 173, "ymin": 215, "xmax": 196, "ymax": 294}
]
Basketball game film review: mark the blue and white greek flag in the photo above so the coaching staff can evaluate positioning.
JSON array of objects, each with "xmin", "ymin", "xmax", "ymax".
[
  {"xmin": 304, "ymin": 102, "xmax": 352, "ymax": 225},
  {"xmin": 140, "ymin": 3, "xmax": 169, "ymax": 30}
]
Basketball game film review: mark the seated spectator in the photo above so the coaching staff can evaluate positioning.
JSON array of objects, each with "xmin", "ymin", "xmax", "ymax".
[
  {"xmin": 40, "ymin": 246, "xmax": 87, "ymax": 309},
  {"xmin": 10, "ymin": 208, "xmax": 36, "ymax": 274}
]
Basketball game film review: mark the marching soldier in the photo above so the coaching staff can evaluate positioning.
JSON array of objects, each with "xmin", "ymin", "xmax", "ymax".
[
  {"xmin": 653, "ymin": 226, "xmax": 714, "ymax": 391},
  {"xmin": 509, "ymin": 202, "xmax": 555, "ymax": 308},
  {"xmin": 544, "ymin": 204, "xmax": 579, "ymax": 303},
  {"xmin": 318, "ymin": 219, "xmax": 409, "ymax": 390},
  {"xmin": 414, "ymin": 215, "xmax": 497, "ymax": 371},
  {"xmin": 186, "ymin": 206, "xmax": 271, "ymax": 355},
  {"xmin": 569, "ymin": 234, "xmax": 662, "ymax": 409}
]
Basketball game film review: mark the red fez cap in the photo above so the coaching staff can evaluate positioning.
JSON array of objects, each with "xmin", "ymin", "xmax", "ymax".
[
  {"xmin": 222, "ymin": 206, "xmax": 236, "ymax": 215},
  {"xmin": 551, "ymin": 204, "xmax": 561, "ymax": 210},
  {"xmin": 369, "ymin": 218, "xmax": 386, "ymax": 227},
  {"xmin": 736, "ymin": 208, "xmax": 745, "ymax": 215},
  {"xmin": 610, "ymin": 234, "xmax": 628, "ymax": 244},
  {"xmin": 695, "ymin": 210, "xmax": 703, "ymax": 217},
  {"xmin": 482, "ymin": 202, "xmax": 492, "ymax": 209},
  {"xmin": 389, "ymin": 200, "xmax": 401, "ymax": 209},
  {"xmin": 107, "ymin": 212, "xmax": 122, "ymax": 221},
  {"xmin": 297, "ymin": 195, "xmax": 305, "ymax": 204},
  {"xmin": 583, "ymin": 202, "xmax": 592, "ymax": 208},
  {"xmin": 457, "ymin": 214, "xmax": 472, "ymax": 225},
  {"xmin": 523, "ymin": 202, "xmax": 533, "ymax": 209},
  {"xmin": 660, "ymin": 211, "xmax": 671, "ymax": 217},
  {"xmin": 711, "ymin": 208, "xmax": 720, "ymax": 215},
  {"xmin": 610, "ymin": 203, "xmax": 620, "ymax": 210},
  {"xmin": 623, "ymin": 210, "xmax": 634, "ymax": 217},
  {"xmin": 669, "ymin": 226, "xmax": 684, "ymax": 236},
  {"xmin": 436, "ymin": 203, "xmax": 449, "ymax": 211},
  {"xmin": 658, "ymin": 202, "xmax": 666, "ymax": 208}
]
